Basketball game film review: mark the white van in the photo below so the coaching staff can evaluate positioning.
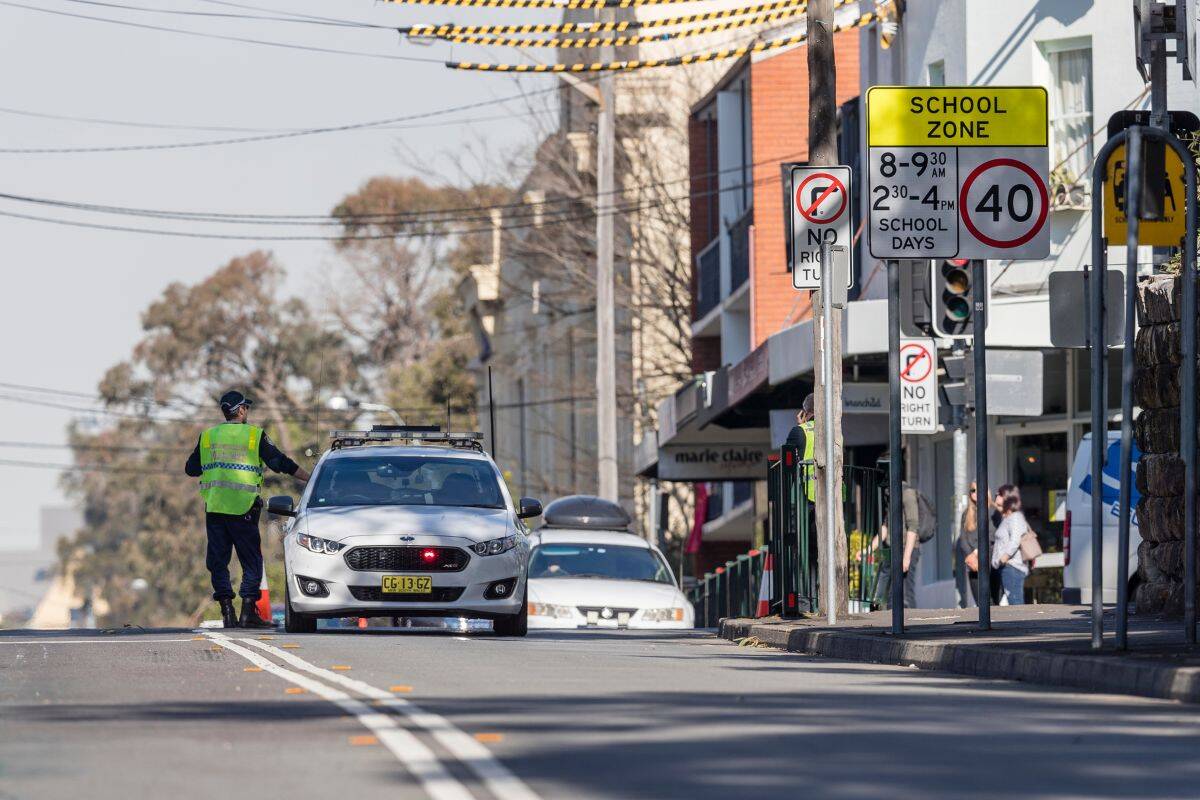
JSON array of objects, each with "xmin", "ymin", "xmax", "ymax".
[{"xmin": 1062, "ymin": 432, "xmax": 1142, "ymax": 605}]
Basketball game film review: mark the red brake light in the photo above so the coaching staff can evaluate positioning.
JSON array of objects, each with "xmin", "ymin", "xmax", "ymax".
[
  {"xmin": 421, "ymin": 548, "xmax": 438, "ymax": 563},
  {"xmin": 1063, "ymin": 510, "xmax": 1072, "ymax": 567}
]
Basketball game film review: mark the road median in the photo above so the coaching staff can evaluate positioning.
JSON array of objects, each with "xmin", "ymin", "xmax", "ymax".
[{"xmin": 718, "ymin": 605, "xmax": 1200, "ymax": 704}]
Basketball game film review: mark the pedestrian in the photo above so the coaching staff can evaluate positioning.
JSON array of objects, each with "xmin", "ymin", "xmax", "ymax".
[
  {"xmin": 955, "ymin": 482, "xmax": 979, "ymax": 607},
  {"xmin": 185, "ymin": 390, "xmax": 310, "ymax": 629},
  {"xmin": 785, "ymin": 394, "xmax": 820, "ymax": 609},
  {"xmin": 869, "ymin": 454, "xmax": 927, "ymax": 609},
  {"xmin": 991, "ymin": 483, "xmax": 1030, "ymax": 606}
]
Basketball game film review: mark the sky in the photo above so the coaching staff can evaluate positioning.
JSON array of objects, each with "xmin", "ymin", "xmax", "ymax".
[{"xmin": 0, "ymin": 0, "xmax": 559, "ymax": 550}]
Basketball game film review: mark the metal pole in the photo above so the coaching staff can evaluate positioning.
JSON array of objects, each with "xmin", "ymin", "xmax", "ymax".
[
  {"xmin": 974, "ymin": 259, "xmax": 991, "ymax": 631},
  {"xmin": 487, "ymin": 365, "xmax": 497, "ymax": 456},
  {"xmin": 887, "ymin": 260, "xmax": 903, "ymax": 634},
  {"xmin": 821, "ymin": 240, "xmax": 837, "ymax": 625},
  {"xmin": 951, "ymin": 342, "xmax": 970, "ymax": 607},
  {"xmin": 1117, "ymin": 126, "xmax": 1143, "ymax": 650},
  {"xmin": 1178, "ymin": 135, "xmax": 1198, "ymax": 644},
  {"xmin": 594, "ymin": 13, "xmax": 619, "ymax": 502},
  {"xmin": 1089, "ymin": 133, "xmax": 1118, "ymax": 651}
]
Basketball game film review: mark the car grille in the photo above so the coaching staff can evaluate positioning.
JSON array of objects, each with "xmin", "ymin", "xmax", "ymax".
[
  {"xmin": 343, "ymin": 546, "xmax": 470, "ymax": 573},
  {"xmin": 348, "ymin": 586, "xmax": 465, "ymax": 602},
  {"xmin": 577, "ymin": 606, "xmax": 638, "ymax": 618}
]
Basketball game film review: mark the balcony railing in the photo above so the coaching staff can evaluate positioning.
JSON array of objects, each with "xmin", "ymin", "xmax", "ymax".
[
  {"xmin": 695, "ymin": 238, "xmax": 721, "ymax": 319},
  {"xmin": 729, "ymin": 209, "xmax": 752, "ymax": 293}
]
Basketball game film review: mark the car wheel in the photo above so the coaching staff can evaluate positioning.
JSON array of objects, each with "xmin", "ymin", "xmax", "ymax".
[
  {"xmin": 493, "ymin": 586, "xmax": 528, "ymax": 637},
  {"xmin": 284, "ymin": 578, "xmax": 318, "ymax": 634}
]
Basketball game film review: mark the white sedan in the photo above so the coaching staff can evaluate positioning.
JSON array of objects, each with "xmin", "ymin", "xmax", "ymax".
[{"xmin": 526, "ymin": 528, "xmax": 694, "ymax": 630}]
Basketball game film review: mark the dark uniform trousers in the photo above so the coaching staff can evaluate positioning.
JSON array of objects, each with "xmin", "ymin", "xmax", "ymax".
[{"xmin": 205, "ymin": 503, "xmax": 263, "ymax": 601}]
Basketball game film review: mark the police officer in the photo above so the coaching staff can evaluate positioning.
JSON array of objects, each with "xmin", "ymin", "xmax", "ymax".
[
  {"xmin": 184, "ymin": 391, "xmax": 310, "ymax": 629},
  {"xmin": 784, "ymin": 394, "xmax": 818, "ymax": 609}
]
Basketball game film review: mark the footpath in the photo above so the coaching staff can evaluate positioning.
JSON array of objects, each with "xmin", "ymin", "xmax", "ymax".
[{"xmin": 720, "ymin": 605, "xmax": 1200, "ymax": 703}]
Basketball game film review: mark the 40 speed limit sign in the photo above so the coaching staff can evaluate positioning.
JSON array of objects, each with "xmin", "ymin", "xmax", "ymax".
[{"xmin": 866, "ymin": 87, "xmax": 1050, "ymax": 260}]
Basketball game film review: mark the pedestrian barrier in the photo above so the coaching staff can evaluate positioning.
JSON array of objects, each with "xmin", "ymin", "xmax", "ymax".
[
  {"xmin": 687, "ymin": 548, "xmax": 768, "ymax": 628},
  {"xmin": 768, "ymin": 447, "xmax": 888, "ymax": 619},
  {"xmin": 685, "ymin": 448, "xmax": 888, "ymax": 627}
]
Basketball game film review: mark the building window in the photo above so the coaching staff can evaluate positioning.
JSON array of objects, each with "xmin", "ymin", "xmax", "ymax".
[
  {"xmin": 927, "ymin": 60, "xmax": 945, "ymax": 87},
  {"xmin": 1048, "ymin": 45, "xmax": 1094, "ymax": 187}
]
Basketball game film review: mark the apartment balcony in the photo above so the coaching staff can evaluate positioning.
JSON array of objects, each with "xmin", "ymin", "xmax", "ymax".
[{"xmin": 695, "ymin": 238, "xmax": 721, "ymax": 319}]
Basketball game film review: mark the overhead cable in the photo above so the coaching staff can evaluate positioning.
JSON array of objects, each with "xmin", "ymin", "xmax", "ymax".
[
  {"xmin": 402, "ymin": 0, "xmax": 805, "ymax": 36},
  {"xmin": 446, "ymin": 1, "xmax": 881, "ymax": 72},
  {"xmin": 414, "ymin": 4, "xmax": 807, "ymax": 48}
]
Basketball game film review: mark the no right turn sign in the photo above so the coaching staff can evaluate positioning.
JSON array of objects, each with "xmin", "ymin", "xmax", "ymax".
[{"xmin": 899, "ymin": 338, "xmax": 938, "ymax": 434}]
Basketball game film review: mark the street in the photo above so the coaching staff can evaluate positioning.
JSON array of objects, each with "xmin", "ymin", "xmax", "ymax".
[{"xmin": 4, "ymin": 627, "xmax": 1199, "ymax": 800}]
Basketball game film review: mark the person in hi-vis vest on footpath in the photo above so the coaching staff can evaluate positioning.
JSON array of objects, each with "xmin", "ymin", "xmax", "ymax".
[{"xmin": 184, "ymin": 390, "xmax": 310, "ymax": 629}]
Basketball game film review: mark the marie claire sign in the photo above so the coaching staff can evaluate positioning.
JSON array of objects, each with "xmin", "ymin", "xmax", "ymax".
[{"xmin": 657, "ymin": 443, "xmax": 772, "ymax": 482}]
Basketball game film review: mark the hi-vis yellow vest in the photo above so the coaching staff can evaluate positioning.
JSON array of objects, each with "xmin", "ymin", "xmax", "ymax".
[
  {"xmin": 800, "ymin": 420, "xmax": 816, "ymax": 503},
  {"xmin": 199, "ymin": 423, "xmax": 264, "ymax": 515}
]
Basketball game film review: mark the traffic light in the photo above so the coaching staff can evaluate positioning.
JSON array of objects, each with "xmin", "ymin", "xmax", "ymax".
[
  {"xmin": 932, "ymin": 259, "xmax": 986, "ymax": 339},
  {"xmin": 899, "ymin": 260, "xmax": 933, "ymax": 338}
]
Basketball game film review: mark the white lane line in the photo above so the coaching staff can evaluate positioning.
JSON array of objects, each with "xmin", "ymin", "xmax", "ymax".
[
  {"xmin": 205, "ymin": 633, "xmax": 474, "ymax": 800},
  {"xmin": 239, "ymin": 637, "xmax": 540, "ymax": 800},
  {"xmin": 0, "ymin": 638, "xmax": 198, "ymax": 645}
]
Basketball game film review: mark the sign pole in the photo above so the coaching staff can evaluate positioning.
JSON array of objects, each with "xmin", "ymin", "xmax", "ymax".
[
  {"xmin": 1116, "ymin": 126, "xmax": 1144, "ymax": 651},
  {"xmin": 887, "ymin": 260, "xmax": 904, "ymax": 634},
  {"xmin": 820, "ymin": 239, "xmax": 837, "ymax": 625},
  {"xmin": 974, "ymin": 259, "xmax": 991, "ymax": 631}
]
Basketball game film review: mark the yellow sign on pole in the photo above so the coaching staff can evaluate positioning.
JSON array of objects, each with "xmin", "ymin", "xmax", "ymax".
[
  {"xmin": 867, "ymin": 86, "xmax": 1048, "ymax": 147},
  {"xmin": 1103, "ymin": 143, "xmax": 1189, "ymax": 246}
]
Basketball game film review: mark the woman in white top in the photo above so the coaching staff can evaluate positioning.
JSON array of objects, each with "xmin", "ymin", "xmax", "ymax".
[{"xmin": 990, "ymin": 484, "xmax": 1029, "ymax": 605}]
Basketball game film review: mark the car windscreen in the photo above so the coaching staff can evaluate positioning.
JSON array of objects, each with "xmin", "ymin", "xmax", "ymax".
[
  {"xmin": 308, "ymin": 456, "xmax": 504, "ymax": 509},
  {"xmin": 528, "ymin": 544, "xmax": 674, "ymax": 584}
]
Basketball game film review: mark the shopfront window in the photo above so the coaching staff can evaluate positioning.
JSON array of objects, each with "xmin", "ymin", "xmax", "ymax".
[{"xmin": 1006, "ymin": 432, "xmax": 1070, "ymax": 551}]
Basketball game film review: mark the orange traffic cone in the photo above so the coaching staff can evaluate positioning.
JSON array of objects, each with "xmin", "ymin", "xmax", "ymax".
[
  {"xmin": 755, "ymin": 553, "xmax": 774, "ymax": 618},
  {"xmin": 255, "ymin": 566, "xmax": 272, "ymax": 622}
]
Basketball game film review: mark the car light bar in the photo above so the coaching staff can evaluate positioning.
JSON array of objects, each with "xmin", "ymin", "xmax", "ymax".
[{"xmin": 328, "ymin": 428, "xmax": 485, "ymax": 452}]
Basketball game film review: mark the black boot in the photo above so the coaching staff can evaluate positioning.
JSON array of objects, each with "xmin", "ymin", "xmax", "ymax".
[
  {"xmin": 219, "ymin": 599, "xmax": 238, "ymax": 629},
  {"xmin": 239, "ymin": 599, "xmax": 275, "ymax": 629}
]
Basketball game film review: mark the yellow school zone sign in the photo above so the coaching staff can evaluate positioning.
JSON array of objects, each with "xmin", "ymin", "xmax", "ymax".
[
  {"xmin": 867, "ymin": 86, "xmax": 1048, "ymax": 147},
  {"xmin": 1104, "ymin": 143, "xmax": 1189, "ymax": 246}
]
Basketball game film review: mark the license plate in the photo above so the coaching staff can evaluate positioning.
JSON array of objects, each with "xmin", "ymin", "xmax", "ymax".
[{"xmin": 381, "ymin": 575, "xmax": 433, "ymax": 594}]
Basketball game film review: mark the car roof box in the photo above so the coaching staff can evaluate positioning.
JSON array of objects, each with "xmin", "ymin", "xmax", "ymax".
[{"xmin": 542, "ymin": 495, "xmax": 632, "ymax": 531}]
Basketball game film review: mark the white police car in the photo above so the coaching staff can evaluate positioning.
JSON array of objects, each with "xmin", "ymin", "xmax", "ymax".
[
  {"xmin": 526, "ymin": 496, "xmax": 693, "ymax": 630},
  {"xmin": 267, "ymin": 427, "xmax": 539, "ymax": 635}
]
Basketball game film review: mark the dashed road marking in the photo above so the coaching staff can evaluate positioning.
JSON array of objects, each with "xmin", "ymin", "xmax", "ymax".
[
  {"xmin": 473, "ymin": 733, "xmax": 504, "ymax": 743},
  {"xmin": 349, "ymin": 735, "xmax": 379, "ymax": 746},
  {"xmin": 239, "ymin": 637, "xmax": 540, "ymax": 800},
  {"xmin": 391, "ymin": 685, "xmax": 414, "ymax": 693},
  {"xmin": 244, "ymin": 666, "xmax": 263, "ymax": 673},
  {"xmin": 285, "ymin": 687, "xmax": 306, "ymax": 695},
  {"xmin": 205, "ymin": 633, "xmax": 474, "ymax": 800},
  {"xmin": 332, "ymin": 665, "xmax": 352, "ymax": 671}
]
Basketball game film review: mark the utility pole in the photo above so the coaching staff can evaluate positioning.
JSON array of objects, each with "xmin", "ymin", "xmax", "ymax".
[
  {"xmin": 595, "ymin": 7, "xmax": 619, "ymax": 502},
  {"xmin": 951, "ymin": 342, "xmax": 970, "ymax": 607},
  {"xmin": 807, "ymin": 0, "xmax": 848, "ymax": 617}
]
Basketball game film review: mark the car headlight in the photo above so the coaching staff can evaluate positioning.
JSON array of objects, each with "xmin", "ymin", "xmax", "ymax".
[
  {"xmin": 528, "ymin": 602, "xmax": 574, "ymax": 619},
  {"xmin": 640, "ymin": 607, "xmax": 685, "ymax": 623},
  {"xmin": 296, "ymin": 533, "xmax": 344, "ymax": 555},
  {"xmin": 471, "ymin": 535, "xmax": 518, "ymax": 556}
]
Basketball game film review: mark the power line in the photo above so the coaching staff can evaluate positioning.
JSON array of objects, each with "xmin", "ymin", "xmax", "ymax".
[
  {"xmin": 0, "ymin": 0, "xmax": 447, "ymax": 67},
  {"xmin": 47, "ymin": 0, "xmax": 395, "ymax": 29},
  {"xmin": 0, "ymin": 80, "xmax": 565, "ymax": 155},
  {"xmin": 446, "ymin": 0, "xmax": 873, "ymax": 71},
  {"xmin": 401, "ymin": 0, "xmax": 804, "ymax": 36}
]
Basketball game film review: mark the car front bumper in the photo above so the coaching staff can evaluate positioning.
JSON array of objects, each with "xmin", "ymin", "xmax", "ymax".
[{"xmin": 285, "ymin": 535, "xmax": 526, "ymax": 619}]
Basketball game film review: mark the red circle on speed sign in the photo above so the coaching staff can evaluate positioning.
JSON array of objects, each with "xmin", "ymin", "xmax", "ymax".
[
  {"xmin": 899, "ymin": 343, "xmax": 933, "ymax": 383},
  {"xmin": 959, "ymin": 158, "xmax": 1049, "ymax": 249},
  {"xmin": 796, "ymin": 172, "xmax": 848, "ymax": 224}
]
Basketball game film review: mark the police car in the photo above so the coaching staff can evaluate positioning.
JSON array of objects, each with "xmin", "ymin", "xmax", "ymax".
[
  {"xmin": 267, "ymin": 427, "xmax": 539, "ymax": 635},
  {"xmin": 526, "ymin": 496, "xmax": 693, "ymax": 630}
]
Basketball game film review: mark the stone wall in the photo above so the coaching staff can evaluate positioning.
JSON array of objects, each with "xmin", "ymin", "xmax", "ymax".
[{"xmin": 1134, "ymin": 274, "xmax": 1196, "ymax": 615}]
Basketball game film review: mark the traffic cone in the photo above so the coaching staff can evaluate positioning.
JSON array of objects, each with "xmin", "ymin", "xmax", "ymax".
[
  {"xmin": 755, "ymin": 553, "xmax": 774, "ymax": 618},
  {"xmin": 255, "ymin": 566, "xmax": 272, "ymax": 622}
]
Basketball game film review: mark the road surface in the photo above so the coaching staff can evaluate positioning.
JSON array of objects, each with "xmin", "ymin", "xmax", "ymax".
[{"xmin": 2, "ymin": 627, "xmax": 1199, "ymax": 799}]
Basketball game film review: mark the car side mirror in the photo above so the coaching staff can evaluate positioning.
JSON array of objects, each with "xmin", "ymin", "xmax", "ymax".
[
  {"xmin": 517, "ymin": 497, "xmax": 543, "ymax": 519},
  {"xmin": 267, "ymin": 495, "xmax": 296, "ymax": 518}
]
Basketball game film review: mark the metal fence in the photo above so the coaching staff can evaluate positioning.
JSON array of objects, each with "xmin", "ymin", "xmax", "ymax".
[
  {"xmin": 686, "ymin": 448, "xmax": 888, "ymax": 627},
  {"xmin": 688, "ymin": 548, "xmax": 768, "ymax": 629},
  {"xmin": 768, "ymin": 448, "xmax": 887, "ymax": 618}
]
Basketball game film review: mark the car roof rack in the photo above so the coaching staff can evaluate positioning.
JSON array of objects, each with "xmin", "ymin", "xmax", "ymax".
[{"xmin": 328, "ymin": 425, "xmax": 486, "ymax": 453}]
